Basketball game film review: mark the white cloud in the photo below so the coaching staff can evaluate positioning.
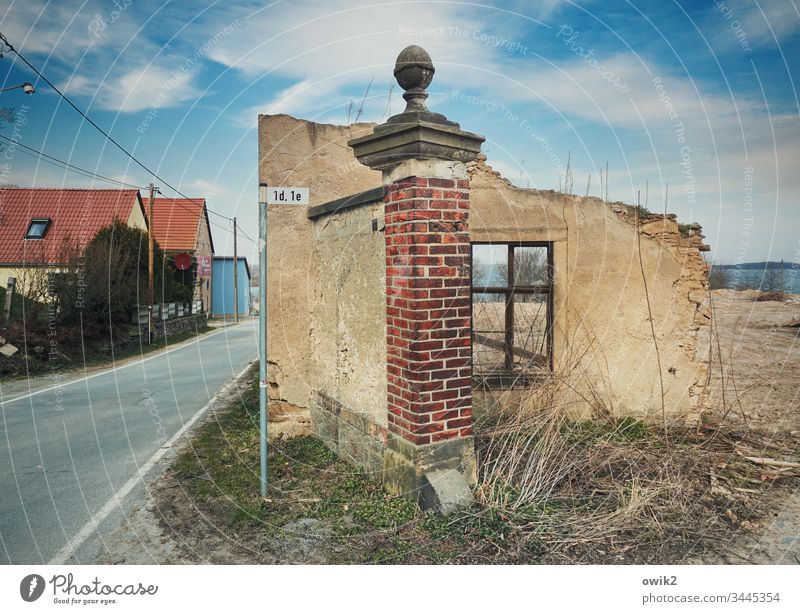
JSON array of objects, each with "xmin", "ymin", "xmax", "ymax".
[
  {"xmin": 187, "ymin": 178, "xmax": 226, "ymax": 198},
  {"xmin": 60, "ymin": 63, "xmax": 200, "ymax": 113},
  {"xmin": 0, "ymin": 1, "xmax": 103, "ymax": 62},
  {"xmin": 5, "ymin": 0, "xmax": 796, "ymax": 260},
  {"xmin": 725, "ymin": 0, "xmax": 800, "ymax": 47},
  {"xmin": 103, "ymin": 65, "xmax": 199, "ymax": 113},
  {"xmin": 205, "ymin": 1, "xmax": 500, "ymax": 77},
  {"xmin": 202, "ymin": 0, "xmax": 536, "ymax": 122},
  {"xmin": 3, "ymin": 0, "xmax": 210, "ymax": 114}
]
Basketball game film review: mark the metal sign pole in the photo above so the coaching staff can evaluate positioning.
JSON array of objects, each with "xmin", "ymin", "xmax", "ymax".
[{"xmin": 258, "ymin": 184, "xmax": 269, "ymax": 498}]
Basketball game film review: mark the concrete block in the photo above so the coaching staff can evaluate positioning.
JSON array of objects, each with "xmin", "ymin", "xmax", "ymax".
[{"xmin": 419, "ymin": 468, "xmax": 474, "ymax": 516}]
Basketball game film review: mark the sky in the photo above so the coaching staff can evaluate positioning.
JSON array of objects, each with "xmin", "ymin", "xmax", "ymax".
[{"xmin": 0, "ymin": 0, "xmax": 798, "ymax": 265}]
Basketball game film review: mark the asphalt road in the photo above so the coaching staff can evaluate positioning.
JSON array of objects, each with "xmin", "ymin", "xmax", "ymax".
[{"xmin": 0, "ymin": 320, "xmax": 258, "ymax": 564}]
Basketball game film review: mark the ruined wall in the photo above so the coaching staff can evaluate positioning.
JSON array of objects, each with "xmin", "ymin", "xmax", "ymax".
[
  {"xmin": 307, "ymin": 200, "xmax": 389, "ymax": 474},
  {"xmin": 469, "ymin": 156, "xmax": 710, "ymax": 419},
  {"xmin": 260, "ymin": 114, "xmax": 711, "ymax": 423},
  {"xmin": 258, "ymin": 114, "xmax": 380, "ymax": 409}
]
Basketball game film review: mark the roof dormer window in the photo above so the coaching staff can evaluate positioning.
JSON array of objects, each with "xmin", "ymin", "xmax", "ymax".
[{"xmin": 25, "ymin": 218, "xmax": 51, "ymax": 239}]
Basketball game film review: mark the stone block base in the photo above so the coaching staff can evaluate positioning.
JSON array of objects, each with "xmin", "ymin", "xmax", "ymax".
[
  {"xmin": 310, "ymin": 390, "xmax": 388, "ymax": 479},
  {"xmin": 382, "ymin": 433, "xmax": 476, "ymax": 511},
  {"xmin": 309, "ymin": 390, "xmax": 476, "ymax": 513}
]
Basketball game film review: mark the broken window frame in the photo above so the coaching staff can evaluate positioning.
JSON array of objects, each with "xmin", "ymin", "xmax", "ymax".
[{"xmin": 470, "ymin": 241, "xmax": 554, "ymax": 388}]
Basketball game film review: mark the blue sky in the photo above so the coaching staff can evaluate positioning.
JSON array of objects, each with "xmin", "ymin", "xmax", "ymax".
[{"xmin": 0, "ymin": 0, "xmax": 798, "ymax": 264}]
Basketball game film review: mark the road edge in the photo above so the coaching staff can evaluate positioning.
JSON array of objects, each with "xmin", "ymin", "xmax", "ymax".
[{"xmin": 48, "ymin": 358, "xmax": 259, "ymax": 565}]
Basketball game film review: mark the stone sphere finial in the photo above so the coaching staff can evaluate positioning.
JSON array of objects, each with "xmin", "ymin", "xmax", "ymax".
[{"xmin": 393, "ymin": 45, "xmax": 435, "ymax": 113}]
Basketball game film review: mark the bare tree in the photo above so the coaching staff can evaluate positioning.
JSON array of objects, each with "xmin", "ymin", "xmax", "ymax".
[{"xmin": 708, "ymin": 265, "xmax": 731, "ymax": 290}]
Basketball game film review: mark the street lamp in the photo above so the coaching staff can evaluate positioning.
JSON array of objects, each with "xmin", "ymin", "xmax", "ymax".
[{"xmin": 0, "ymin": 82, "xmax": 34, "ymax": 95}]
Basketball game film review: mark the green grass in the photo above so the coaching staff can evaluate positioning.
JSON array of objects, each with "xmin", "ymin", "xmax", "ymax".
[
  {"xmin": 166, "ymin": 372, "xmax": 695, "ymax": 563},
  {"xmin": 172, "ymin": 378, "xmax": 418, "ymax": 540},
  {"xmin": 565, "ymin": 416, "xmax": 650, "ymax": 444}
]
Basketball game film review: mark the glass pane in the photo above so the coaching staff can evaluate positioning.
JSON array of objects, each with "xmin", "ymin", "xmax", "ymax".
[
  {"xmin": 472, "ymin": 244, "xmax": 508, "ymax": 287},
  {"xmin": 513, "ymin": 246, "xmax": 549, "ymax": 286},
  {"xmin": 512, "ymin": 293, "xmax": 549, "ymax": 373},
  {"xmin": 472, "ymin": 292, "xmax": 506, "ymax": 374},
  {"xmin": 27, "ymin": 221, "xmax": 47, "ymax": 238}
]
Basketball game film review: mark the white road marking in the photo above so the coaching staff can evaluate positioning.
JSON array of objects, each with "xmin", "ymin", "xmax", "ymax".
[
  {"xmin": 47, "ymin": 360, "xmax": 256, "ymax": 565},
  {"xmin": 0, "ymin": 323, "xmax": 253, "ymax": 408}
]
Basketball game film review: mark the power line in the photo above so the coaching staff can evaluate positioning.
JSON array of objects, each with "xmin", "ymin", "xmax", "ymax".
[
  {"xmin": 206, "ymin": 217, "xmax": 256, "ymax": 246},
  {"xmin": 0, "ymin": 33, "xmax": 255, "ymax": 251},
  {"xmin": 0, "ymin": 133, "xmax": 146, "ymax": 189},
  {"xmin": 206, "ymin": 207, "xmax": 233, "ymax": 220},
  {"xmin": 0, "ymin": 32, "xmax": 234, "ymax": 222},
  {"xmin": 14, "ymin": 146, "xmax": 137, "ymax": 187},
  {"xmin": 0, "ymin": 135, "xmax": 256, "ymax": 246},
  {"xmin": 0, "ymin": 136, "xmax": 233, "ymax": 237},
  {"xmin": 237, "ymin": 225, "xmax": 257, "ymax": 245}
]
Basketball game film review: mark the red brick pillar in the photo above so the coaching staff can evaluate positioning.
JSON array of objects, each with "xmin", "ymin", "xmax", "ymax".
[
  {"xmin": 348, "ymin": 45, "xmax": 484, "ymax": 507},
  {"xmin": 384, "ymin": 176, "xmax": 473, "ymax": 446}
]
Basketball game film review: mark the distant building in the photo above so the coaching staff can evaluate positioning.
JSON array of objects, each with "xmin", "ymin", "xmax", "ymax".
[
  {"xmin": 0, "ymin": 188, "xmax": 147, "ymax": 295},
  {"xmin": 143, "ymin": 197, "xmax": 214, "ymax": 310},
  {"xmin": 211, "ymin": 257, "xmax": 250, "ymax": 318}
]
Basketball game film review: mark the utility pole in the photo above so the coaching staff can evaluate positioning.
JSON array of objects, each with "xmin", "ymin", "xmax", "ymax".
[
  {"xmin": 233, "ymin": 216, "xmax": 239, "ymax": 323},
  {"xmin": 147, "ymin": 183, "xmax": 156, "ymax": 344}
]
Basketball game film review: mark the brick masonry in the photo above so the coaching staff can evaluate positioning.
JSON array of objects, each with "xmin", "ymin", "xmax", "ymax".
[{"xmin": 384, "ymin": 176, "xmax": 474, "ymax": 446}]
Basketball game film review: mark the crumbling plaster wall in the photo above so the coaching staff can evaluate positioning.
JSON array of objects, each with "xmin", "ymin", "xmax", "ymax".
[
  {"xmin": 258, "ymin": 114, "xmax": 381, "ymax": 409},
  {"xmin": 259, "ymin": 114, "xmax": 711, "ymax": 422},
  {"xmin": 309, "ymin": 202, "xmax": 388, "ymax": 426},
  {"xmin": 469, "ymin": 156, "xmax": 710, "ymax": 419}
]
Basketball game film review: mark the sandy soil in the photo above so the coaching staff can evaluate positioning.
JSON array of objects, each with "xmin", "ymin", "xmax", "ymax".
[
  {"xmin": 693, "ymin": 290, "xmax": 800, "ymax": 564},
  {"xmin": 700, "ymin": 290, "xmax": 800, "ymax": 433}
]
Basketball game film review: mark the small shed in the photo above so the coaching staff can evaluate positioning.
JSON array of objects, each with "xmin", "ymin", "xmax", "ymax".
[{"xmin": 211, "ymin": 257, "xmax": 251, "ymax": 318}]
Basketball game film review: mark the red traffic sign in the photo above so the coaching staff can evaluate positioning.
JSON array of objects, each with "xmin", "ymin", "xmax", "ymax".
[{"xmin": 174, "ymin": 253, "xmax": 192, "ymax": 270}]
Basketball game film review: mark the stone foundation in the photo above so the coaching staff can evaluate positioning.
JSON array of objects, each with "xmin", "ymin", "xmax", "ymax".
[
  {"xmin": 310, "ymin": 390, "xmax": 388, "ymax": 479},
  {"xmin": 382, "ymin": 433, "xmax": 476, "ymax": 500}
]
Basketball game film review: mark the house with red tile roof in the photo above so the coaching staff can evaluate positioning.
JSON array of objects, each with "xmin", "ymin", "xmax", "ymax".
[
  {"xmin": 142, "ymin": 197, "xmax": 215, "ymax": 309},
  {"xmin": 0, "ymin": 188, "xmax": 147, "ymax": 294}
]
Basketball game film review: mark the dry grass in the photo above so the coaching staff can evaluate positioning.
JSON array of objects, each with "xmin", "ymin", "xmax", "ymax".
[{"xmin": 470, "ymin": 374, "xmax": 799, "ymax": 563}]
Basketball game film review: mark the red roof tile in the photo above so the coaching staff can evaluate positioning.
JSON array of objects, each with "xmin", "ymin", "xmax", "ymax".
[
  {"xmin": 0, "ymin": 188, "xmax": 143, "ymax": 265},
  {"xmin": 142, "ymin": 197, "xmax": 211, "ymax": 253}
]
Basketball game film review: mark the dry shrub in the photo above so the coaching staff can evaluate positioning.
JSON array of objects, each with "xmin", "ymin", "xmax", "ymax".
[
  {"xmin": 475, "ymin": 378, "xmax": 581, "ymax": 510},
  {"xmin": 470, "ymin": 374, "xmax": 770, "ymax": 563}
]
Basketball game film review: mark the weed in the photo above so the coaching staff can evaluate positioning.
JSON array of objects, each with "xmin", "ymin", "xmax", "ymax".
[{"xmin": 617, "ymin": 417, "xmax": 648, "ymax": 441}]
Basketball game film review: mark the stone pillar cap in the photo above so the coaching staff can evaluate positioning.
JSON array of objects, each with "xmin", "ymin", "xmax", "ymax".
[
  {"xmin": 349, "ymin": 46, "xmax": 485, "ymax": 172},
  {"xmin": 394, "ymin": 45, "xmax": 435, "ymax": 114}
]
